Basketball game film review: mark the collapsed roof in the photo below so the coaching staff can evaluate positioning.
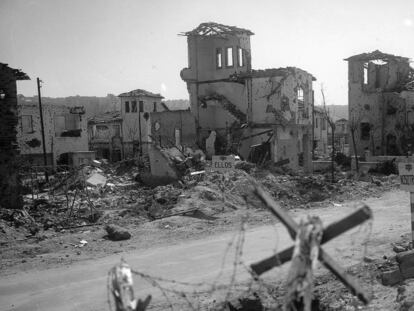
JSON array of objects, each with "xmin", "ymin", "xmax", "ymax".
[
  {"xmin": 88, "ymin": 111, "xmax": 121, "ymax": 124},
  {"xmin": 344, "ymin": 50, "xmax": 410, "ymax": 62},
  {"xmin": 118, "ymin": 89, "xmax": 164, "ymax": 99},
  {"xmin": 234, "ymin": 67, "xmax": 316, "ymax": 81},
  {"xmin": 181, "ymin": 22, "xmax": 254, "ymax": 37},
  {"xmin": 0, "ymin": 63, "xmax": 30, "ymax": 80}
]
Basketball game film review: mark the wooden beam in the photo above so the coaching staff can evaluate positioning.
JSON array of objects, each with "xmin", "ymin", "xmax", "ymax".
[
  {"xmin": 251, "ymin": 205, "xmax": 372, "ymax": 275},
  {"xmin": 251, "ymin": 182, "xmax": 372, "ymax": 305}
]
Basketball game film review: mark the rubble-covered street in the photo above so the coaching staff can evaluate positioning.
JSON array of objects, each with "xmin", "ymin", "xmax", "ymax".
[
  {"xmin": 1, "ymin": 179, "xmax": 413, "ymax": 311},
  {"xmin": 0, "ymin": 160, "xmax": 398, "ymax": 274},
  {"xmin": 3, "ymin": 1, "xmax": 414, "ymax": 310}
]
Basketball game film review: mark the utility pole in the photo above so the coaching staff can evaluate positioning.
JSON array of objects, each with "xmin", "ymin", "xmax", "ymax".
[
  {"xmin": 138, "ymin": 101, "xmax": 143, "ymax": 156},
  {"xmin": 37, "ymin": 77, "xmax": 49, "ymax": 182}
]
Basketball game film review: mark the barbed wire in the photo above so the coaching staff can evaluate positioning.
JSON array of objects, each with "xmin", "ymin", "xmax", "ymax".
[{"xmin": 106, "ymin": 178, "xmax": 376, "ymax": 311}]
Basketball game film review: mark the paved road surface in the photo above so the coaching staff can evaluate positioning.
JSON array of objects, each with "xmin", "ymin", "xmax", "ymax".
[{"xmin": 0, "ymin": 190, "xmax": 409, "ymax": 311}]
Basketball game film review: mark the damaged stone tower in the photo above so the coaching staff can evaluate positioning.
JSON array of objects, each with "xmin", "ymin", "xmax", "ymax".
[
  {"xmin": 180, "ymin": 22, "xmax": 315, "ymax": 171},
  {"xmin": 345, "ymin": 50, "xmax": 414, "ymax": 157}
]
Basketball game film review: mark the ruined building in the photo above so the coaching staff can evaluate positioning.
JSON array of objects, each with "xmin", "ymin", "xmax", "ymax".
[
  {"xmin": 345, "ymin": 50, "xmax": 414, "ymax": 156},
  {"xmin": 180, "ymin": 23, "xmax": 315, "ymax": 170},
  {"xmin": 0, "ymin": 63, "xmax": 29, "ymax": 209},
  {"xmin": 88, "ymin": 111, "xmax": 123, "ymax": 162},
  {"xmin": 17, "ymin": 100, "xmax": 90, "ymax": 166},
  {"xmin": 118, "ymin": 89, "xmax": 167, "ymax": 157},
  {"xmin": 313, "ymin": 106, "xmax": 329, "ymax": 157}
]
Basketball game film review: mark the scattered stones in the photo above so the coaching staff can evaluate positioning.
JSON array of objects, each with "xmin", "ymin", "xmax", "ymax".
[
  {"xmin": 381, "ymin": 268, "xmax": 403, "ymax": 286},
  {"xmin": 105, "ymin": 224, "xmax": 131, "ymax": 241},
  {"xmin": 363, "ymin": 256, "xmax": 374, "ymax": 263},
  {"xmin": 397, "ymin": 250, "xmax": 414, "ymax": 279},
  {"xmin": 394, "ymin": 245, "xmax": 407, "ymax": 253}
]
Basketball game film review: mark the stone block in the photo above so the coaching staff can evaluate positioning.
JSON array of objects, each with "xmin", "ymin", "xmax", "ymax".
[{"xmin": 381, "ymin": 268, "xmax": 403, "ymax": 286}]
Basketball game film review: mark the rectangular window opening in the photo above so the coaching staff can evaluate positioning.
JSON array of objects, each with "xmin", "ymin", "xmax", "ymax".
[
  {"xmin": 22, "ymin": 115, "xmax": 33, "ymax": 133},
  {"xmin": 363, "ymin": 63, "xmax": 368, "ymax": 85},
  {"xmin": 139, "ymin": 101, "xmax": 144, "ymax": 112},
  {"xmin": 153, "ymin": 102, "xmax": 157, "ymax": 112},
  {"xmin": 360, "ymin": 122, "xmax": 370, "ymax": 140},
  {"xmin": 225, "ymin": 47, "xmax": 233, "ymax": 67},
  {"xmin": 237, "ymin": 47, "xmax": 244, "ymax": 67},
  {"xmin": 216, "ymin": 48, "xmax": 222, "ymax": 69},
  {"xmin": 125, "ymin": 101, "xmax": 130, "ymax": 113},
  {"xmin": 297, "ymin": 87, "xmax": 304, "ymax": 110},
  {"xmin": 55, "ymin": 114, "xmax": 81, "ymax": 137},
  {"xmin": 113, "ymin": 124, "xmax": 120, "ymax": 137},
  {"xmin": 132, "ymin": 101, "xmax": 137, "ymax": 113}
]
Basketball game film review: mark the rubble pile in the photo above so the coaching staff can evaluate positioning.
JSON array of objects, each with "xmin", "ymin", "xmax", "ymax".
[{"xmin": 0, "ymin": 157, "xmax": 400, "ymax": 243}]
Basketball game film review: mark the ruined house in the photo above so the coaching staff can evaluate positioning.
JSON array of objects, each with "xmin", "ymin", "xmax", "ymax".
[
  {"xmin": 17, "ymin": 100, "xmax": 90, "ymax": 166},
  {"xmin": 334, "ymin": 118, "xmax": 349, "ymax": 154},
  {"xmin": 180, "ymin": 22, "xmax": 315, "ymax": 170},
  {"xmin": 118, "ymin": 89, "xmax": 167, "ymax": 157},
  {"xmin": 88, "ymin": 111, "xmax": 123, "ymax": 161},
  {"xmin": 149, "ymin": 110, "xmax": 196, "ymax": 149},
  {"xmin": 345, "ymin": 50, "xmax": 414, "ymax": 156},
  {"xmin": 0, "ymin": 63, "xmax": 29, "ymax": 209},
  {"xmin": 313, "ymin": 106, "xmax": 329, "ymax": 157}
]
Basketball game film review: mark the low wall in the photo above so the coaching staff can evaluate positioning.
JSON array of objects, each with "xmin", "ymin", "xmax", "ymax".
[
  {"xmin": 351, "ymin": 159, "xmax": 378, "ymax": 174},
  {"xmin": 366, "ymin": 155, "xmax": 413, "ymax": 163},
  {"xmin": 312, "ymin": 161, "xmax": 337, "ymax": 172},
  {"xmin": 351, "ymin": 155, "xmax": 413, "ymax": 173}
]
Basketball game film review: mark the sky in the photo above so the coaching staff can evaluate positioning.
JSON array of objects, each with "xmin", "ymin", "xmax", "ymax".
[{"xmin": 1, "ymin": 0, "xmax": 414, "ymax": 106}]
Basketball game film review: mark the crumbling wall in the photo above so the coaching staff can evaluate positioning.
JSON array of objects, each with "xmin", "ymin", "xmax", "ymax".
[
  {"xmin": 150, "ymin": 110, "xmax": 196, "ymax": 148},
  {"xmin": 88, "ymin": 120, "xmax": 123, "ymax": 161},
  {"xmin": 348, "ymin": 57, "xmax": 414, "ymax": 156},
  {"xmin": 17, "ymin": 103, "xmax": 88, "ymax": 165},
  {"xmin": 313, "ymin": 109, "xmax": 329, "ymax": 155},
  {"xmin": 250, "ymin": 69, "xmax": 313, "ymax": 126},
  {"xmin": 182, "ymin": 33, "xmax": 251, "ymax": 82},
  {"xmin": 181, "ymin": 30, "xmax": 252, "ymax": 146},
  {"xmin": 121, "ymin": 95, "xmax": 165, "ymax": 157},
  {"xmin": 0, "ymin": 65, "xmax": 22, "ymax": 209}
]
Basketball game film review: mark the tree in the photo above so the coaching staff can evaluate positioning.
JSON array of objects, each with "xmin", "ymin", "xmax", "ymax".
[
  {"xmin": 321, "ymin": 86, "xmax": 335, "ymax": 182},
  {"xmin": 348, "ymin": 110, "xmax": 360, "ymax": 173}
]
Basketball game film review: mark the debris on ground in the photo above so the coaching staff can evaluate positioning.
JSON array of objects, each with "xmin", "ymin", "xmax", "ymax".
[{"xmin": 105, "ymin": 224, "xmax": 132, "ymax": 241}]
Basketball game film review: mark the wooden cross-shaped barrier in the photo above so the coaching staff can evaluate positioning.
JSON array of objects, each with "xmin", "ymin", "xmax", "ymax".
[{"xmin": 250, "ymin": 181, "xmax": 373, "ymax": 305}]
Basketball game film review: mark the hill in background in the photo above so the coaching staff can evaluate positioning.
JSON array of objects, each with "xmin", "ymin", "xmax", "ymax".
[
  {"xmin": 164, "ymin": 99, "xmax": 190, "ymax": 110},
  {"xmin": 315, "ymin": 104, "xmax": 348, "ymax": 121}
]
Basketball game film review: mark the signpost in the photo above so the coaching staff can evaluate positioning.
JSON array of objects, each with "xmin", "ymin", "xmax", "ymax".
[
  {"xmin": 211, "ymin": 155, "xmax": 235, "ymax": 171},
  {"xmin": 398, "ymin": 162, "xmax": 414, "ymax": 244}
]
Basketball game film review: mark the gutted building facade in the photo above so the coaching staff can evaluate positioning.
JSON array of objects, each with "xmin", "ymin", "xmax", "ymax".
[
  {"xmin": 180, "ymin": 22, "xmax": 315, "ymax": 170},
  {"xmin": 345, "ymin": 50, "xmax": 414, "ymax": 156},
  {"xmin": 88, "ymin": 111, "xmax": 123, "ymax": 161},
  {"xmin": 313, "ymin": 106, "xmax": 329, "ymax": 157},
  {"xmin": 0, "ymin": 63, "xmax": 29, "ymax": 209},
  {"xmin": 118, "ymin": 89, "xmax": 167, "ymax": 157},
  {"xmin": 17, "ymin": 101, "xmax": 89, "ymax": 165},
  {"xmin": 149, "ymin": 110, "xmax": 197, "ymax": 149}
]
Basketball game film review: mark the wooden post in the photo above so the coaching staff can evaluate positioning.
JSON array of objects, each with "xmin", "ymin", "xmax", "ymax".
[
  {"xmin": 411, "ymin": 192, "xmax": 414, "ymax": 246},
  {"xmin": 251, "ymin": 205, "xmax": 372, "ymax": 276},
  {"xmin": 285, "ymin": 217, "xmax": 323, "ymax": 311},
  {"xmin": 398, "ymin": 163, "xmax": 414, "ymax": 247},
  {"xmin": 109, "ymin": 260, "xmax": 151, "ymax": 311},
  {"xmin": 251, "ymin": 180, "xmax": 372, "ymax": 304}
]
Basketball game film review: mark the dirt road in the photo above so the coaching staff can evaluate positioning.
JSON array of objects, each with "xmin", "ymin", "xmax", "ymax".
[{"xmin": 0, "ymin": 190, "xmax": 410, "ymax": 311}]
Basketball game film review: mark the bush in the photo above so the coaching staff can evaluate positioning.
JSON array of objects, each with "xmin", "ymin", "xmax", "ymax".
[
  {"xmin": 368, "ymin": 159, "xmax": 397, "ymax": 175},
  {"xmin": 335, "ymin": 152, "xmax": 351, "ymax": 168}
]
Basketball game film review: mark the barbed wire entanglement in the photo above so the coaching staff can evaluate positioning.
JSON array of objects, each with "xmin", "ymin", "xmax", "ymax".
[{"xmin": 106, "ymin": 175, "xmax": 376, "ymax": 311}]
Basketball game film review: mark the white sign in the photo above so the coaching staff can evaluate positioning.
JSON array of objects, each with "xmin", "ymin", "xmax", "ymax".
[
  {"xmin": 399, "ymin": 162, "xmax": 414, "ymax": 192},
  {"xmin": 211, "ymin": 155, "xmax": 235, "ymax": 171}
]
